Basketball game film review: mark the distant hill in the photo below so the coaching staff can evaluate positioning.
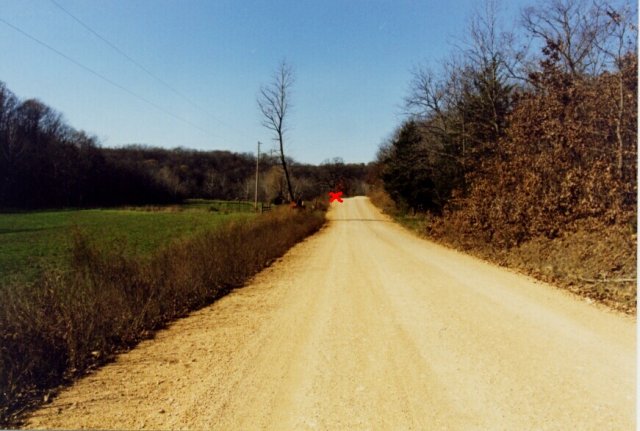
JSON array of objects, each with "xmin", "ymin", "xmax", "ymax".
[{"xmin": 0, "ymin": 81, "xmax": 371, "ymax": 210}]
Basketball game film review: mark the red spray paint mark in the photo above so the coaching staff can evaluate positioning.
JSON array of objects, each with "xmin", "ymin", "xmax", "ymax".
[{"xmin": 329, "ymin": 191, "xmax": 343, "ymax": 203}]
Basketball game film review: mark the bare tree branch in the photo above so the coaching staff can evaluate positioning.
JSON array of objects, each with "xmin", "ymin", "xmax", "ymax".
[
  {"xmin": 521, "ymin": 0, "xmax": 611, "ymax": 76},
  {"xmin": 257, "ymin": 60, "xmax": 295, "ymax": 202}
]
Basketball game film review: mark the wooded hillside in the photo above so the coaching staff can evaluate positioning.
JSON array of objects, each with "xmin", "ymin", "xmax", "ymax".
[{"xmin": 0, "ymin": 82, "xmax": 369, "ymax": 210}]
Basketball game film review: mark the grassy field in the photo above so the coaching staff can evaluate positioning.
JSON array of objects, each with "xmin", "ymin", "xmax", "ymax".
[
  {"xmin": 1, "ymin": 204, "xmax": 326, "ymax": 426},
  {"xmin": 0, "ymin": 202, "xmax": 256, "ymax": 284}
]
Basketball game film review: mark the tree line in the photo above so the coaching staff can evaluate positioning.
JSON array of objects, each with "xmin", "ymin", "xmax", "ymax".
[
  {"xmin": 374, "ymin": 0, "xmax": 637, "ymax": 246},
  {"xmin": 0, "ymin": 82, "xmax": 369, "ymax": 210}
]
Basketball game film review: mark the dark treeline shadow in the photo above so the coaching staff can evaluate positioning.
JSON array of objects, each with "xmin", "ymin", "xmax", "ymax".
[{"xmin": 0, "ymin": 83, "xmax": 374, "ymax": 210}]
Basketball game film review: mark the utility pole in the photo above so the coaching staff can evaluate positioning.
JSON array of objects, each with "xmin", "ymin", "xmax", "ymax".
[{"xmin": 254, "ymin": 141, "xmax": 262, "ymax": 211}]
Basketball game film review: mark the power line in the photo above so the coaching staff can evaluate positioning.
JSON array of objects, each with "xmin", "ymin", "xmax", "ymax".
[
  {"xmin": 48, "ymin": 0, "xmax": 245, "ymax": 136},
  {"xmin": 0, "ymin": 17, "xmax": 215, "ymax": 137}
]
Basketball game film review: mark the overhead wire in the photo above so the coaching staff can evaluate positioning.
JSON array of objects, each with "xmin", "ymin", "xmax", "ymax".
[
  {"xmin": 48, "ymin": 0, "xmax": 249, "ymax": 138},
  {"xmin": 0, "ymin": 16, "xmax": 216, "ymax": 137}
]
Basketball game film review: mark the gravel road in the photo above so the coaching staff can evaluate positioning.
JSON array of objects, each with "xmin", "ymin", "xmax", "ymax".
[{"xmin": 26, "ymin": 196, "xmax": 636, "ymax": 430}]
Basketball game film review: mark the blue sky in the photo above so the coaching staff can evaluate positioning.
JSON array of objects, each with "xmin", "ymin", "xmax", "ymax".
[{"xmin": 0, "ymin": 0, "xmax": 530, "ymax": 164}]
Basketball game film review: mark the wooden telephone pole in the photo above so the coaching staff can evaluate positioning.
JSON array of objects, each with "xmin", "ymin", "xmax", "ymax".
[{"xmin": 254, "ymin": 141, "xmax": 262, "ymax": 211}]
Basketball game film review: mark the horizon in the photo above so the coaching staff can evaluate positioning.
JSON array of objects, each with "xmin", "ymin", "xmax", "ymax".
[{"xmin": 0, "ymin": 0, "xmax": 529, "ymax": 165}]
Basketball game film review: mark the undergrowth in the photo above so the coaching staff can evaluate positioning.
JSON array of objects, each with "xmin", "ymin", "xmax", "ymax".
[
  {"xmin": 369, "ymin": 188, "xmax": 636, "ymax": 314},
  {"xmin": 0, "ymin": 206, "xmax": 325, "ymax": 426}
]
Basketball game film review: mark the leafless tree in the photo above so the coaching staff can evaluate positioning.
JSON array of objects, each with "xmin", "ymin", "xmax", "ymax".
[
  {"xmin": 257, "ymin": 60, "xmax": 295, "ymax": 202},
  {"xmin": 0, "ymin": 83, "xmax": 20, "ymax": 203},
  {"xmin": 597, "ymin": 1, "xmax": 638, "ymax": 68},
  {"xmin": 594, "ymin": 1, "xmax": 638, "ymax": 179},
  {"xmin": 464, "ymin": 0, "xmax": 515, "ymax": 137},
  {"xmin": 405, "ymin": 66, "xmax": 448, "ymax": 134},
  {"xmin": 467, "ymin": 0, "xmax": 505, "ymax": 70},
  {"xmin": 521, "ymin": 0, "xmax": 611, "ymax": 76}
]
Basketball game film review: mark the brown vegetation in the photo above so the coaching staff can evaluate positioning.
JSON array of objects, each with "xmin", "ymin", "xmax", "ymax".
[
  {"xmin": 371, "ymin": 187, "xmax": 636, "ymax": 314},
  {"xmin": 372, "ymin": 0, "xmax": 637, "ymax": 313},
  {"xmin": 0, "ymin": 207, "xmax": 325, "ymax": 426},
  {"xmin": 444, "ymin": 56, "xmax": 637, "ymax": 247}
]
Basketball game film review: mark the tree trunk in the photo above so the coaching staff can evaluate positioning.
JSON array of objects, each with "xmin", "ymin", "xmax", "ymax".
[
  {"xmin": 615, "ymin": 73, "xmax": 624, "ymax": 181},
  {"xmin": 279, "ymin": 131, "xmax": 295, "ymax": 202}
]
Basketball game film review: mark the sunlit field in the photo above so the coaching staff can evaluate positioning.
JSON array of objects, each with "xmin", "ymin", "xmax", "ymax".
[{"xmin": 0, "ymin": 201, "xmax": 256, "ymax": 284}]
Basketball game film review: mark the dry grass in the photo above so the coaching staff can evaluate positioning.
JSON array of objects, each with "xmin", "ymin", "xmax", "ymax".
[
  {"xmin": 496, "ymin": 222, "xmax": 636, "ymax": 313},
  {"xmin": 367, "ymin": 187, "xmax": 399, "ymax": 217},
  {"xmin": 428, "ymin": 220, "xmax": 637, "ymax": 314},
  {"xmin": 0, "ymin": 207, "xmax": 325, "ymax": 426}
]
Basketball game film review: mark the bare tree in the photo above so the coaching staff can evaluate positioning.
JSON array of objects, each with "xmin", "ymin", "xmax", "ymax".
[
  {"xmin": 402, "ymin": 0, "xmax": 516, "ymax": 198},
  {"xmin": 405, "ymin": 66, "xmax": 448, "ymax": 134},
  {"xmin": 464, "ymin": 0, "xmax": 515, "ymax": 139},
  {"xmin": 467, "ymin": 0, "xmax": 504, "ymax": 70},
  {"xmin": 522, "ymin": 0, "xmax": 611, "ymax": 76},
  {"xmin": 257, "ymin": 60, "xmax": 295, "ymax": 202},
  {"xmin": 594, "ymin": 1, "xmax": 638, "ymax": 180},
  {"xmin": 0, "ymin": 83, "xmax": 20, "ymax": 204}
]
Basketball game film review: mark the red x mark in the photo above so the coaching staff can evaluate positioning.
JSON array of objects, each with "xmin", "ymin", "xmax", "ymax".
[{"xmin": 329, "ymin": 191, "xmax": 343, "ymax": 203}]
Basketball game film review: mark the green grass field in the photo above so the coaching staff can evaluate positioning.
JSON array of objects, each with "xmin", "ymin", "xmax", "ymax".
[{"xmin": 0, "ymin": 202, "xmax": 256, "ymax": 284}]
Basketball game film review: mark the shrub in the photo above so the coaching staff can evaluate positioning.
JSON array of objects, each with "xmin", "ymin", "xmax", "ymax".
[{"xmin": 0, "ymin": 207, "xmax": 325, "ymax": 425}]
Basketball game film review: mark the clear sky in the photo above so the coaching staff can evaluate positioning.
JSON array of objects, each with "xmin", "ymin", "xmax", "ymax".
[{"xmin": 0, "ymin": 0, "xmax": 530, "ymax": 164}]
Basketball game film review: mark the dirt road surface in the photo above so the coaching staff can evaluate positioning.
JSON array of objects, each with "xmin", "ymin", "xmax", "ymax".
[{"xmin": 26, "ymin": 197, "xmax": 635, "ymax": 430}]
